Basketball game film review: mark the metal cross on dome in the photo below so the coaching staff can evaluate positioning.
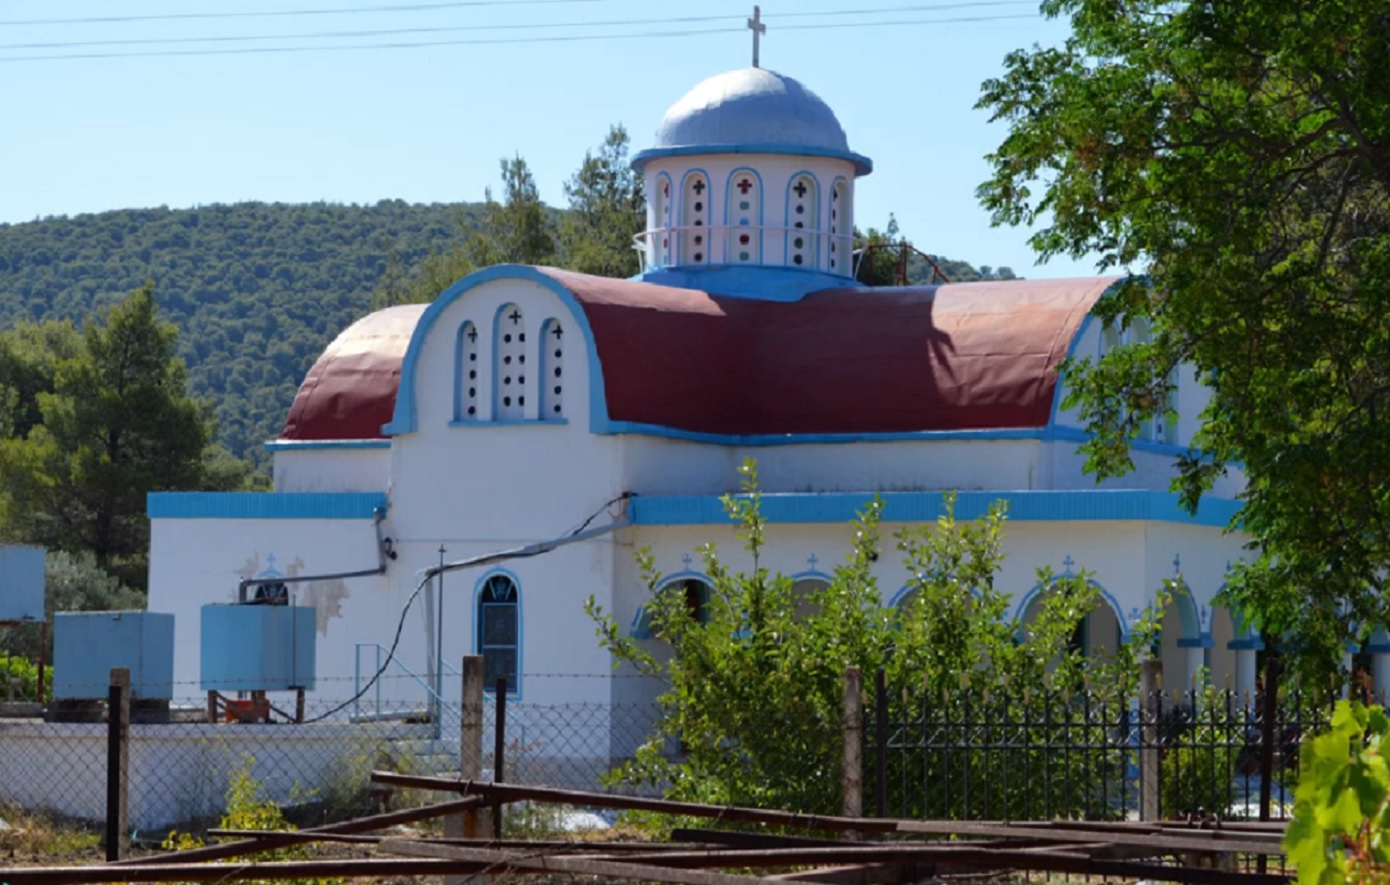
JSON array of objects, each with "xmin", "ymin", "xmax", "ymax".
[{"xmin": 747, "ymin": 5, "xmax": 766, "ymax": 68}]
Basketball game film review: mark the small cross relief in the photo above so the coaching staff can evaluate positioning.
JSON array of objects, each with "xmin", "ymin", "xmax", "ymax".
[
  {"xmin": 793, "ymin": 180, "xmax": 808, "ymax": 198},
  {"xmin": 692, "ymin": 179, "xmax": 706, "ymax": 195},
  {"xmin": 737, "ymin": 177, "xmax": 753, "ymax": 195}
]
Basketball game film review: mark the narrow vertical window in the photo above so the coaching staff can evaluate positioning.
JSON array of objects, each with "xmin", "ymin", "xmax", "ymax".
[
  {"xmin": 725, "ymin": 169, "xmax": 761, "ymax": 263},
  {"xmin": 455, "ymin": 321, "xmax": 479, "ymax": 421},
  {"xmin": 680, "ymin": 172, "xmax": 709, "ymax": 264},
  {"xmin": 494, "ymin": 304, "xmax": 526, "ymax": 421},
  {"xmin": 477, "ymin": 573, "xmax": 519, "ymax": 694},
  {"xmin": 653, "ymin": 173, "xmax": 673, "ymax": 268},
  {"xmin": 786, "ymin": 174, "xmax": 821, "ymax": 269},
  {"xmin": 541, "ymin": 318, "xmax": 565, "ymax": 420},
  {"xmin": 830, "ymin": 179, "xmax": 848, "ymax": 273}
]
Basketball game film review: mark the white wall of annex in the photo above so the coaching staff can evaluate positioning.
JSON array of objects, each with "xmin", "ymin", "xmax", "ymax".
[
  {"xmin": 271, "ymin": 448, "xmax": 391, "ymax": 492},
  {"xmin": 147, "ymin": 517, "xmax": 389, "ymax": 699}
]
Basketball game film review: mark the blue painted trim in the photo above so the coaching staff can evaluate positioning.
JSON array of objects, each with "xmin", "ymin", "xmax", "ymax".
[
  {"xmin": 629, "ymin": 490, "xmax": 1242, "ymax": 529},
  {"xmin": 263, "ymin": 440, "xmax": 390, "ymax": 452},
  {"xmin": 635, "ymin": 262, "xmax": 857, "ymax": 299},
  {"xmin": 723, "ymin": 167, "xmax": 764, "ymax": 264},
  {"xmin": 631, "ymin": 143, "xmax": 873, "ymax": 176},
  {"xmin": 385, "ymin": 266, "xmax": 608, "ymax": 437},
  {"xmin": 472, "ymin": 568, "xmax": 523, "ymax": 699},
  {"xmin": 1177, "ymin": 636, "xmax": 1214, "ymax": 649},
  {"xmin": 147, "ymin": 492, "xmax": 388, "ymax": 520},
  {"xmin": 790, "ymin": 569, "xmax": 832, "ymax": 585},
  {"xmin": 677, "ymin": 168, "xmax": 711, "ymax": 266},
  {"xmin": 448, "ymin": 418, "xmax": 569, "ymax": 429},
  {"xmin": 454, "ymin": 319, "xmax": 478, "ymax": 422},
  {"xmin": 1227, "ymin": 637, "xmax": 1265, "ymax": 651},
  {"xmin": 1169, "ymin": 584, "xmax": 1200, "ymax": 639},
  {"xmin": 784, "ymin": 170, "xmax": 821, "ymax": 270},
  {"xmin": 1365, "ymin": 643, "xmax": 1390, "ymax": 654}
]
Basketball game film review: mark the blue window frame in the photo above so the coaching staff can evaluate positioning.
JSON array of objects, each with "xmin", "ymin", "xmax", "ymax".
[{"xmin": 477, "ymin": 573, "xmax": 519, "ymax": 694}]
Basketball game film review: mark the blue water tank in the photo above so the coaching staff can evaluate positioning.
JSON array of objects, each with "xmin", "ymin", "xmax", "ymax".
[
  {"xmin": 200, "ymin": 604, "xmax": 316, "ymax": 692},
  {"xmin": 0, "ymin": 545, "xmax": 45, "ymax": 623},
  {"xmin": 53, "ymin": 611, "xmax": 175, "ymax": 700}
]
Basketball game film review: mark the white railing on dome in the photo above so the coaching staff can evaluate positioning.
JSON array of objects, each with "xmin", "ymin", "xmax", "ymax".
[{"xmin": 631, "ymin": 224, "xmax": 860, "ymax": 277}]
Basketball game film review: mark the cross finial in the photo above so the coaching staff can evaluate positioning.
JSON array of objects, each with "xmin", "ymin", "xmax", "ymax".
[
  {"xmin": 1173, "ymin": 553, "xmax": 1182, "ymax": 574},
  {"xmin": 806, "ymin": 553, "xmax": 819, "ymax": 570},
  {"xmin": 747, "ymin": 5, "xmax": 766, "ymax": 68},
  {"xmin": 1061, "ymin": 554, "xmax": 1075, "ymax": 576}
]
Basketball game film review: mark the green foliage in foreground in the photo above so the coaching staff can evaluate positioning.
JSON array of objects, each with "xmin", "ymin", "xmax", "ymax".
[
  {"xmin": 587, "ymin": 460, "xmax": 1161, "ymax": 817},
  {"xmin": 1287, "ymin": 701, "xmax": 1390, "ymax": 885}
]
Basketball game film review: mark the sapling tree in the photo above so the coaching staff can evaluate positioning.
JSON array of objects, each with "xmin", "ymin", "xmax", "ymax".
[{"xmin": 587, "ymin": 460, "xmax": 1162, "ymax": 816}]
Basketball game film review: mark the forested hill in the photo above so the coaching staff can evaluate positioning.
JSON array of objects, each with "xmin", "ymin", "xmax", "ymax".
[
  {"xmin": 0, "ymin": 201, "xmax": 483, "ymax": 470},
  {"xmin": 0, "ymin": 200, "xmax": 1014, "ymax": 472}
]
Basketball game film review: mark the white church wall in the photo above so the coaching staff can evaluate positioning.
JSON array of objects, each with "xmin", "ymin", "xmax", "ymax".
[
  {"xmin": 642, "ymin": 154, "xmax": 857, "ymax": 273},
  {"xmin": 270, "ymin": 445, "xmax": 391, "ymax": 492},
  {"xmin": 388, "ymin": 275, "xmax": 626, "ymax": 542},
  {"xmin": 147, "ymin": 516, "xmax": 390, "ymax": 700}
]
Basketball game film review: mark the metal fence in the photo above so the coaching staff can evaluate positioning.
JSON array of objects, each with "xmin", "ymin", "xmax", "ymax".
[
  {"xmin": 0, "ymin": 673, "xmax": 662, "ymax": 835},
  {"xmin": 865, "ymin": 677, "xmax": 1331, "ymax": 823}
]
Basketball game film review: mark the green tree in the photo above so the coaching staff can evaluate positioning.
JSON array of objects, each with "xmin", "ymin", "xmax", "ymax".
[
  {"xmin": 977, "ymin": 0, "xmax": 1390, "ymax": 681},
  {"xmin": 0, "ymin": 319, "xmax": 82, "ymax": 440},
  {"xmin": 0, "ymin": 283, "xmax": 228, "ymax": 587},
  {"xmin": 587, "ymin": 460, "xmax": 1159, "ymax": 815},
  {"xmin": 558, "ymin": 125, "xmax": 646, "ymax": 278}
]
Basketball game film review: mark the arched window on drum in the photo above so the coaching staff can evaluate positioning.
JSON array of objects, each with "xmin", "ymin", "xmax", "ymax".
[
  {"xmin": 786, "ymin": 173, "xmax": 821, "ymax": 269},
  {"xmin": 725, "ymin": 169, "xmax": 762, "ymax": 264},
  {"xmin": 680, "ymin": 171, "xmax": 710, "ymax": 265}
]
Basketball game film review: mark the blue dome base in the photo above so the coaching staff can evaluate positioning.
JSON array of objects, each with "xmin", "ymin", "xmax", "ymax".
[{"xmin": 635, "ymin": 264, "xmax": 865, "ymax": 302}]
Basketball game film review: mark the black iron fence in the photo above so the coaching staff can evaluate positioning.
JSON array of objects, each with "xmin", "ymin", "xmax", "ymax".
[{"xmin": 865, "ymin": 677, "xmax": 1331, "ymax": 822}]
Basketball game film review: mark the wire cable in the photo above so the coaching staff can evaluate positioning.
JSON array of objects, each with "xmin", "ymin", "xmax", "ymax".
[
  {"xmin": 0, "ymin": 2, "xmax": 1035, "ymax": 51},
  {"xmin": 0, "ymin": 0, "xmax": 617, "ymax": 28},
  {"xmin": 301, "ymin": 493, "xmax": 631, "ymax": 724},
  {"xmin": 0, "ymin": 14, "xmax": 1041, "ymax": 62}
]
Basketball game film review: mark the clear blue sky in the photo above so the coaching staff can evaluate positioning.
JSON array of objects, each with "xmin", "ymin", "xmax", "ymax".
[{"xmin": 0, "ymin": 0, "xmax": 1098, "ymax": 278}]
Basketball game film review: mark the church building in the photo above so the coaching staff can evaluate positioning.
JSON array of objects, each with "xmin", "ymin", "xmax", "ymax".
[{"xmin": 147, "ymin": 64, "xmax": 1275, "ymax": 727}]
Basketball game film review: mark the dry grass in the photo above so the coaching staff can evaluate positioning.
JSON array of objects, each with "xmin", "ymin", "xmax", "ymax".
[{"xmin": 0, "ymin": 802, "xmax": 104, "ymax": 861}]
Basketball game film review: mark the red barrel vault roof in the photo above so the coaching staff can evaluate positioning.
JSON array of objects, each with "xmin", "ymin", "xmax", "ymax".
[{"xmin": 281, "ymin": 268, "xmax": 1116, "ymax": 441}]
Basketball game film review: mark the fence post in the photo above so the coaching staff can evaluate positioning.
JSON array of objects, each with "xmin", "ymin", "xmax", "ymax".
[
  {"xmin": 842, "ymin": 666, "xmax": 863, "ymax": 820},
  {"xmin": 874, "ymin": 668, "xmax": 888, "ymax": 819},
  {"xmin": 445, "ymin": 656, "xmax": 485, "ymax": 884},
  {"xmin": 493, "ymin": 676, "xmax": 507, "ymax": 839},
  {"xmin": 105, "ymin": 667, "xmax": 130, "ymax": 862},
  {"xmin": 1139, "ymin": 658, "xmax": 1161, "ymax": 822}
]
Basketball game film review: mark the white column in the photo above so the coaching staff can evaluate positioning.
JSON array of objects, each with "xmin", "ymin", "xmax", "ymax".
[
  {"xmin": 1372, "ymin": 654, "xmax": 1390, "ymax": 706},
  {"xmin": 1343, "ymin": 652, "xmax": 1355, "ymax": 699},
  {"xmin": 1184, "ymin": 645, "xmax": 1207, "ymax": 690},
  {"xmin": 1233, "ymin": 648, "xmax": 1257, "ymax": 702}
]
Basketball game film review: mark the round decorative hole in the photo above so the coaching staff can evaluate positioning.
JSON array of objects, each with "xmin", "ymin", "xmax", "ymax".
[
  {"xmin": 695, "ymin": 201, "xmax": 703, "ymax": 212},
  {"xmin": 519, "ymin": 355, "xmax": 525, "ymax": 364},
  {"xmin": 795, "ymin": 221, "xmax": 804, "ymax": 229},
  {"xmin": 468, "ymin": 406, "xmax": 476, "ymax": 416},
  {"xmin": 519, "ymin": 375, "xmax": 525, "ymax": 384},
  {"xmin": 519, "ymin": 396, "xmax": 525, "ymax": 406},
  {"xmin": 504, "ymin": 355, "xmax": 512, "ymax": 364},
  {"xmin": 739, "ymin": 200, "xmax": 750, "ymax": 210},
  {"xmin": 469, "ymin": 370, "xmax": 476, "ymax": 380},
  {"xmin": 694, "ymin": 219, "xmax": 703, "ymax": 227},
  {"xmin": 470, "ymin": 353, "xmax": 477, "ymax": 361},
  {"xmin": 553, "ymin": 385, "xmax": 561, "ymax": 395},
  {"xmin": 796, "ymin": 205, "xmax": 804, "ymax": 215},
  {"xmin": 553, "ymin": 404, "xmax": 562, "ymax": 414},
  {"xmin": 740, "ymin": 251, "xmax": 750, "ymax": 261},
  {"xmin": 554, "ymin": 349, "xmax": 562, "ymax": 358},
  {"xmin": 793, "ymin": 255, "xmax": 804, "ymax": 265},
  {"xmin": 739, "ymin": 234, "xmax": 749, "ymax": 245},
  {"xmin": 554, "ymin": 367, "xmax": 562, "ymax": 377},
  {"xmin": 831, "ymin": 259, "xmax": 837, "ymax": 268},
  {"xmin": 504, "ymin": 376, "xmax": 512, "ymax": 385},
  {"xmin": 519, "ymin": 333, "xmax": 526, "ymax": 343},
  {"xmin": 694, "ymin": 252, "xmax": 703, "ymax": 261},
  {"xmin": 503, "ymin": 396, "xmax": 512, "ymax": 406},
  {"xmin": 794, "ymin": 237, "xmax": 804, "ymax": 248},
  {"xmin": 469, "ymin": 387, "xmax": 476, "ymax": 397},
  {"xmin": 695, "ymin": 235, "xmax": 703, "ymax": 245},
  {"xmin": 504, "ymin": 334, "xmax": 512, "ymax": 343}
]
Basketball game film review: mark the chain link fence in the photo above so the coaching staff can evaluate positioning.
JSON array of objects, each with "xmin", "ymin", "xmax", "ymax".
[{"xmin": 0, "ymin": 673, "xmax": 663, "ymax": 834}]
